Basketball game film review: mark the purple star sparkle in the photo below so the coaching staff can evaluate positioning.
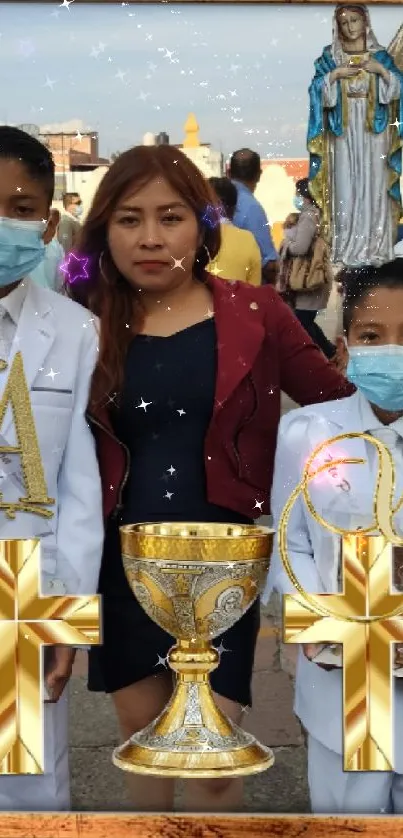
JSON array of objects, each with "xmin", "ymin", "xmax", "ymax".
[
  {"xmin": 60, "ymin": 252, "xmax": 89, "ymax": 285},
  {"xmin": 200, "ymin": 204, "xmax": 224, "ymax": 230}
]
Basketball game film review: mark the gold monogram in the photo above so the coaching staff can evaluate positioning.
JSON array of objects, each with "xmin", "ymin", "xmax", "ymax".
[
  {"xmin": 279, "ymin": 432, "xmax": 403, "ymax": 771},
  {"xmin": 0, "ymin": 352, "xmax": 54, "ymax": 519}
]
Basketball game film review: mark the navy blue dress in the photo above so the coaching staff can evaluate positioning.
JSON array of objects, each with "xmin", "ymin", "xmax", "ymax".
[{"xmin": 88, "ymin": 319, "xmax": 260, "ymax": 706}]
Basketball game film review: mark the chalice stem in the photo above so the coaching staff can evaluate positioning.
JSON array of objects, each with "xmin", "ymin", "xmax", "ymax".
[
  {"xmin": 160, "ymin": 638, "xmax": 235, "ymax": 739},
  {"xmin": 112, "ymin": 635, "xmax": 274, "ymax": 776}
]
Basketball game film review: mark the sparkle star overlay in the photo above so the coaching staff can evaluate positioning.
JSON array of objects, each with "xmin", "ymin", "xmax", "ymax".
[
  {"xmin": 11, "ymin": 5, "xmax": 403, "ymax": 166},
  {"xmin": 200, "ymin": 204, "xmax": 225, "ymax": 230},
  {"xmin": 60, "ymin": 252, "xmax": 89, "ymax": 285}
]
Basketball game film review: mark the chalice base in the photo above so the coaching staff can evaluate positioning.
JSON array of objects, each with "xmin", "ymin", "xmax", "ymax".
[{"xmin": 112, "ymin": 679, "xmax": 274, "ymax": 778}]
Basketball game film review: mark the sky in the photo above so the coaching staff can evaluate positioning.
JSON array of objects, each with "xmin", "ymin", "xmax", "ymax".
[{"xmin": 1, "ymin": 2, "xmax": 402, "ymax": 159}]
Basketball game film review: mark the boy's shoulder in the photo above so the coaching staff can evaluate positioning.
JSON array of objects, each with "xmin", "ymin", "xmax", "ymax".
[
  {"xmin": 29, "ymin": 281, "xmax": 98, "ymax": 336},
  {"xmin": 278, "ymin": 393, "xmax": 358, "ymax": 441}
]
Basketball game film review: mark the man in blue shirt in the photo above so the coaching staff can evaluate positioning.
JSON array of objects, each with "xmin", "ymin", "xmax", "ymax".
[{"xmin": 229, "ymin": 148, "xmax": 278, "ymax": 285}]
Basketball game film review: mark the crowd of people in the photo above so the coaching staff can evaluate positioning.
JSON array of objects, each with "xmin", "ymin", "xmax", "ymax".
[
  {"xmin": 32, "ymin": 142, "xmax": 391, "ymax": 373},
  {"xmin": 0, "ymin": 123, "xmax": 402, "ymax": 815}
]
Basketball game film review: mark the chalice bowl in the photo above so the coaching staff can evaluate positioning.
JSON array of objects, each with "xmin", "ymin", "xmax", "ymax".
[{"xmin": 112, "ymin": 522, "xmax": 274, "ymax": 778}]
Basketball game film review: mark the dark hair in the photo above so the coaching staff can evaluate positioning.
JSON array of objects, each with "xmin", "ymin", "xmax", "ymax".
[
  {"xmin": 63, "ymin": 192, "xmax": 81, "ymax": 208},
  {"xmin": 229, "ymin": 148, "xmax": 261, "ymax": 182},
  {"xmin": 341, "ymin": 260, "xmax": 403, "ymax": 333},
  {"xmin": 68, "ymin": 144, "xmax": 221, "ymax": 407},
  {"xmin": 295, "ymin": 178, "xmax": 315, "ymax": 203},
  {"xmin": 209, "ymin": 177, "xmax": 237, "ymax": 219},
  {"xmin": 0, "ymin": 126, "xmax": 54, "ymax": 204}
]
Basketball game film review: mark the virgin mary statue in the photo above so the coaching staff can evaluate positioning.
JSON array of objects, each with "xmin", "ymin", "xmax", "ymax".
[{"xmin": 307, "ymin": 6, "xmax": 403, "ymax": 267}]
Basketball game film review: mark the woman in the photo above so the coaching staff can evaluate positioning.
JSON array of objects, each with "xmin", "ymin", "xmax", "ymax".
[
  {"xmin": 68, "ymin": 144, "xmax": 354, "ymax": 813},
  {"xmin": 207, "ymin": 177, "xmax": 261, "ymax": 285},
  {"xmin": 308, "ymin": 5, "xmax": 403, "ymax": 267},
  {"xmin": 280, "ymin": 178, "xmax": 336, "ymax": 361}
]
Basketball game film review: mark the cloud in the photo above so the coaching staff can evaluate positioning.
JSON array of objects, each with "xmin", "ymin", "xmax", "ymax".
[
  {"xmin": 39, "ymin": 118, "xmax": 92, "ymax": 133},
  {"xmin": 278, "ymin": 122, "xmax": 307, "ymax": 138},
  {"xmin": 2, "ymin": 3, "xmax": 403, "ymax": 159}
]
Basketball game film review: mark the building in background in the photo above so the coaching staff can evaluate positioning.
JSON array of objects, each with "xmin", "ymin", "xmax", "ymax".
[
  {"xmin": 156, "ymin": 131, "xmax": 169, "ymax": 145},
  {"xmin": 142, "ymin": 116, "xmax": 223, "ymax": 177},
  {"xmin": 256, "ymin": 158, "xmax": 309, "ymax": 248},
  {"xmin": 177, "ymin": 114, "xmax": 223, "ymax": 178},
  {"xmin": 38, "ymin": 123, "xmax": 109, "ymax": 199},
  {"xmin": 142, "ymin": 131, "xmax": 157, "ymax": 146}
]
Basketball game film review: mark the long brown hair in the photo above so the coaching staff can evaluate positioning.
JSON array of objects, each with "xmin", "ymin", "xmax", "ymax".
[{"xmin": 68, "ymin": 144, "xmax": 222, "ymax": 409}]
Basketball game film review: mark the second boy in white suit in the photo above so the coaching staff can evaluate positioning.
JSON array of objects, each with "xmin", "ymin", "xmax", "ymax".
[{"xmin": 264, "ymin": 260, "xmax": 403, "ymax": 814}]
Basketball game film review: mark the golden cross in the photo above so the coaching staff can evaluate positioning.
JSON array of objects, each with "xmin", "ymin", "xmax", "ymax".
[
  {"xmin": 279, "ymin": 431, "xmax": 403, "ymax": 772},
  {"xmin": 284, "ymin": 534, "xmax": 403, "ymax": 771},
  {"xmin": 0, "ymin": 538, "xmax": 101, "ymax": 775}
]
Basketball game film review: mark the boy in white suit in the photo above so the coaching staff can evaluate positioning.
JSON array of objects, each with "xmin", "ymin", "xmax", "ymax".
[
  {"xmin": 264, "ymin": 259, "xmax": 403, "ymax": 814},
  {"xmin": 0, "ymin": 126, "xmax": 103, "ymax": 809}
]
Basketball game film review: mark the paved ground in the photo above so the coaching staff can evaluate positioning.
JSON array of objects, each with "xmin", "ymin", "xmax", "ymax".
[
  {"xmin": 69, "ymin": 287, "xmax": 342, "ymax": 813},
  {"xmin": 70, "ymin": 611, "xmax": 308, "ymax": 813}
]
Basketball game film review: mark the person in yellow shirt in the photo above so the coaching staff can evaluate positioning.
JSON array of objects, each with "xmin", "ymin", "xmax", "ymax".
[{"xmin": 207, "ymin": 177, "xmax": 261, "ymax": 285}]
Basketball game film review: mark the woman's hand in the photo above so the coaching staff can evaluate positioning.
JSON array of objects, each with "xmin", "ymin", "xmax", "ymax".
[
  {"xmin": 364, "ymin": 58, "xmax": 389, "ymax": 81},
  {"xmin": 303, "ymin": 643, "xmax": 339, "ymax": 671},
  {"xmin": 330, "ymin": 66, "xmax": 361, "ymax": 83},
  {"xmin": 45, "ymin": 645, "xmax": 76, "ymax": 702}
]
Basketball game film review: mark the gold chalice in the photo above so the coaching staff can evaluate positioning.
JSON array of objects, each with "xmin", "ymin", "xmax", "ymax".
[
  {"xmin": 347, "ymin": 52, "xmax": 369, "ymax": 78},
  {"xmin": 112, "ymin": 522, "xmax": 274, "ymax": 778}
]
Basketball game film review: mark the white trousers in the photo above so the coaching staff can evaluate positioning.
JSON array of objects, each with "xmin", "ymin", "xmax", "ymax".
[
  {"xmin": 308, "ymin": 734, "xmax": 403, "ymax": 814},
  {"xmin": 0, "ymin": 691, "xmax": 70, "ymax": 811}
]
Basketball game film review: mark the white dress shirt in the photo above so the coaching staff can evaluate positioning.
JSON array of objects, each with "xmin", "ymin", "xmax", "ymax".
[{"xmin": 0, "ymin": 279, "xmax": 29, "ymax": 361}]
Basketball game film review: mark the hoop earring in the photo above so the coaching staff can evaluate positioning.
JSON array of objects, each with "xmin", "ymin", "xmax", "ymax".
[
  {"xmin": 99, "ymin": 250, "xmax": 109, "ymax": 282},
  {"xmin": 196, "ymin": 243, "xmax": 212, "ymax": 264},
  {"xmin": 203, "ymin": 243, "xmax": 212, "ymax": 263}
]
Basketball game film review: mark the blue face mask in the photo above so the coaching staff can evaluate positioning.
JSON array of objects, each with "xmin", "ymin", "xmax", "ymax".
[
  {"xmin": 347, "ymin": 344, "xmax": 403, "ymax": 411},
  {"xmin": 293, "ymin": 196, "xmax": 304, "ymax": 211},
  {"xmin": 0, "ymin": 217, "xmax": 46, "ymax": 287}
]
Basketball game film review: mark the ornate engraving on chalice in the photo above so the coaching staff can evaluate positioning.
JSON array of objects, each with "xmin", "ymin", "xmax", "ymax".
[{"xmin": 113, "ymin": 522, "xmax": 274, "ymax": 777}]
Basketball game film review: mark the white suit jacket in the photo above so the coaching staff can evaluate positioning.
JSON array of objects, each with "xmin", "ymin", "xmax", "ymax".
[
  {"xmin": 263, "ymin": 391, "xmax": 403, "ymax": 769},
  {"xmin": 0, "ymin": 279, "xmax": 103, "ymax": 597}
]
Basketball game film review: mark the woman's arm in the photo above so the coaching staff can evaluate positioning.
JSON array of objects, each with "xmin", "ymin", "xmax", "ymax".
[
  {"xmin": 378, "ymin": 67, "xmax": 401, "ymax": 104},
  {"xmin": 286, "ymin": 211, "xmax": 318, "ymax": 257},
  {"xmin": 264, "ymin": 288, "xmax": 355, "ymax": 403},
  {"xmin": 364, "ymin": 54, "xmax": 401, "ymax": 102},
  {"xmin": 323, "ymin": 66, "xmax": 360, "ymax": 107}
]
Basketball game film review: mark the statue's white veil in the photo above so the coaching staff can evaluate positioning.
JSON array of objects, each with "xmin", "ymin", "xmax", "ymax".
[{"xmin": 331, "ymin": 5, "xmax": 383, "ymax": 64}]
